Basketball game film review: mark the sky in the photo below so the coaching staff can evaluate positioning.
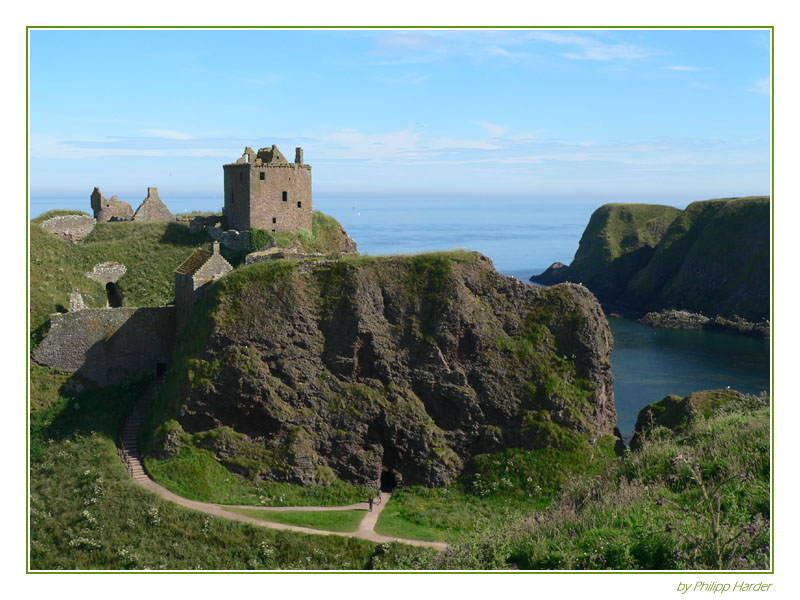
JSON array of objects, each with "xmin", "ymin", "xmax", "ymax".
[{"xmin": 28, "ymin": 28, "xmax": 771, "ymax": 210}]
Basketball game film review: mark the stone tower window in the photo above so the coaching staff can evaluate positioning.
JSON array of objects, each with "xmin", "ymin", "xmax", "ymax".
[
  {"xmin": 272, "ymin": 217, "xmax": 276, "ymax": 224},
  {"xmin": 282, "ymin": 191, "xmax": 288, "ymax": 202},
  {"xmin": 297, "ymin": 201, "xmax": 302, "ymax": 208},
  {"xmin": 260, "ymin": 172, "xmax": 265, "ymax": 180},
  {"xmin": 239, "ymin": 172, "xmax": 243, "ymax": 181}
]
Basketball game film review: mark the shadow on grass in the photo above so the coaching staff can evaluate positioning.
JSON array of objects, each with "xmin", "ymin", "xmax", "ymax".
[{"xmin": 30, "ymin": 373, "xmax": 148, "ymax": 463}]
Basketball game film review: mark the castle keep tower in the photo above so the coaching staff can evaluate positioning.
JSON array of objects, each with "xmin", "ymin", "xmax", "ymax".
[{"xmin": 223, "ymin": 145, "xmax": 312, "ymax": 233}]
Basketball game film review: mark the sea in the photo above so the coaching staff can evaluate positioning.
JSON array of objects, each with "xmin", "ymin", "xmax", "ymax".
[{"xmin": 30, "ymin": 192, "xmax": 771, "ymax": 438}]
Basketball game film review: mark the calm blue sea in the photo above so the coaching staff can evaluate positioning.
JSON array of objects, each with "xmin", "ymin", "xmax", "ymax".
[{"xmin": 30, "ymin": 192, "xmax": 770, "ymax": 437}]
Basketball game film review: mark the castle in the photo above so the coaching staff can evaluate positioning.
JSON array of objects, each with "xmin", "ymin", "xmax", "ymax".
[{"xmin": 223, "ymin": 145, "xmax": 312, "ymax": 233}]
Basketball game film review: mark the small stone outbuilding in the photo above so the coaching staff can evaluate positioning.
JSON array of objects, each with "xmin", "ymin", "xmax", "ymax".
[{"xmin": 174, "ymin": 241, "xmax": 233, "ymax": 331}]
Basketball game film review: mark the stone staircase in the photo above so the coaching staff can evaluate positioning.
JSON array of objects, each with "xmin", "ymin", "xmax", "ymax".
[{"xmin": 118, "ymin": 377, "xmax": 161, "ymax": 484}]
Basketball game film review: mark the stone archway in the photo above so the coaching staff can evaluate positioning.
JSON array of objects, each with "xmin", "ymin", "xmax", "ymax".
[{"xmin": 106, "ymin": 282, "xmax": 124, "ymax": 307}]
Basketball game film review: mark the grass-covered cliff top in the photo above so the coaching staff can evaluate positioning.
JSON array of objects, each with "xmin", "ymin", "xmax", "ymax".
[
  {"xmin": 571, "ymin": 203, "xmax": 682, "ymax": 269},
  {"xmin": 29, "ymin": 209, "xmax": 355, "ymax": 346}
]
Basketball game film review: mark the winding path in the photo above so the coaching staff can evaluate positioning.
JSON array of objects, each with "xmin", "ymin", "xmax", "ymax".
[{"xmin": 118, "ymin": 379, "xmax": 447, "ymax": 551}]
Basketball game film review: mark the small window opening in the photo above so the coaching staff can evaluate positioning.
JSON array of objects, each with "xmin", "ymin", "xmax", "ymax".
[
  {"xmin": 239, "ymin": 172, "xmax": 243, "ymax": 181},
  {"xmin": 272, "ymin": 217, "xmax": 276, "ymax": 224},
  {"xmin": 282, "ymin": 191, "xmax": 288, "ymax": 202},
  {"xmin": 156, "ymin": 363, "xmax": 167, "ymax": 377},
  {"xmin": 259, "ymin": 172, "xmax": 265, "ymax": 180},
  {"xmin": 297, "ymin": 201, "xmax": 302, "ymax": 208},
  {"xmin": 271, "ymin": 229, "xmax": 276, "ymax": 233}
]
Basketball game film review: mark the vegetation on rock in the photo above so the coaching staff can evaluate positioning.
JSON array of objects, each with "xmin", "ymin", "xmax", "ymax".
[
  {"xmin": 531, "ymin": 197, "xmax": 769, "ymax": 324},
  {"xmin": 144, "ymin": 251, "xmax": 616, "ymax": 494}
]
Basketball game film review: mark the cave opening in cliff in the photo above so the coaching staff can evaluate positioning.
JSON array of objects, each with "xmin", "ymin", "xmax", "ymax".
[
  {"xmin": 106, "ymin": 282, "xmax": 123, "ymax": 307},
  {"xmin": 380, "ymin": 470, "xmax": 397, "ymax": 493}
]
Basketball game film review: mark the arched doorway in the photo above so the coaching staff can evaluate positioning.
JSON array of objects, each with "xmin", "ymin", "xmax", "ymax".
[
  {"xmin": 380, "ymin": 470, "xmax": 397, "ymax": 493},
  {"xmin": 106, "ymin": 282, "xmax": 123, "ymax": 307}
]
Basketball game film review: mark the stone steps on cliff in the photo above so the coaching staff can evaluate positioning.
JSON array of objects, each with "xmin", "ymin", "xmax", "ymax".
[{"xmin": 118, "ymin": 377, "xmax": 162, "ymax": 481}]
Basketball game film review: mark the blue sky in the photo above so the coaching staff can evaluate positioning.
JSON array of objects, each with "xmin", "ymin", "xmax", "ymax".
[{"xmin": 29, "ymin": 28, "xmax": 771, "ymax": 208}]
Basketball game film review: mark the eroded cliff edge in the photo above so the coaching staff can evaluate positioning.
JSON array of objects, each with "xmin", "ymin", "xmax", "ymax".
[{"xmin": 147, "ymin": 251, "xmax": 616, "ymax": 488}]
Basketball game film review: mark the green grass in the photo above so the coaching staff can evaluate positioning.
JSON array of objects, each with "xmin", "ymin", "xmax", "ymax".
[
  {"xmin": 438, "ymin": 394, "xmax": 770, "ymax": 570},
  {"xmin": 145, "ymin": 443, "xmax": 371, "ymax": 507},
  {"xmin": 227, "ymin": 508, "xmax": 367, "ymax": 533},
  {"xmin": 28, "ymin": 366, "xmax": 383, "ymax": 570}
]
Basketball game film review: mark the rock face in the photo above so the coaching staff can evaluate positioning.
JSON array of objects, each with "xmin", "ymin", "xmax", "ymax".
[
  {"xmin": 154, "ymin": 251, "xmax": 616, "ymax": 488},
  {"xmin": 531, "ymin": 197, "xmax": 769, "ymax": 322}
]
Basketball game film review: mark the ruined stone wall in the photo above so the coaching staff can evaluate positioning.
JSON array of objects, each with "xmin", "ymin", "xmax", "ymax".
[
  {"xmin": 32, "ymin": 307, "xmax": 175, "ymax": 386},
  {"xmin": 174, "ymin": 274, "xmax": 197, "ymax": 332},
  {"xmin": 39, "ymin": 215, "xmax": 97, "ymax": 242},
  {"xmin": 205, "ymin": 226, "xmax": 251, "ymax": 252},
  {"xmin": 133, "ymin": 187, "xmax": 175, "ymax": 222},
  {"xmin": 91, "ymin": 188, "xmax": 134, "ymax": 222},
  {"xmin": 223, "ymin": 164, "xmax": 252, "ymax": 231},
  {"xmin": 248, "ymin": 164, "xmax": 312, "ymax": 232}
]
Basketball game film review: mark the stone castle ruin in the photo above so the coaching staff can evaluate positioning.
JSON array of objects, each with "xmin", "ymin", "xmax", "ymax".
[
  {"xmin": 90, "ymin": 187, "xmax": 174, "ymax": 223},
  {"xmin": 35, "ymin": 145, "xmax": 320, "ymax": 385},
  {"xmin": 223, "ymin": 145, "xmax": 312, "ymax": 234},
  {"xmin": 91, "ymin": 188, "xmax": 134, "ymax": 221}
]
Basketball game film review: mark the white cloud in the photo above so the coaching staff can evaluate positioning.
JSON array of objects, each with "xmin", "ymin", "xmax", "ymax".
[
  {"xmin": 663, "ymin": 65, "xmax": 705, "ymax": 71},
  {"xmin": 141, "ymin": 129, "xmax": 194, "ymax": 140},
  {"xmin": 525, "ymin": 31, "xmax": 653, "ymax": 61},
  {"xmin": 475, "ymin": 121, "xmax": 507, "ymax": 137}
]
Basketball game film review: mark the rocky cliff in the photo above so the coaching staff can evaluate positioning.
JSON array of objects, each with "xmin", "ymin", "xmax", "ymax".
[
  {"xmin": 149, "ymin": 251, "xmax": 616, "ymax": 488},
  {"xmin": 531, "ymin": 197, "xmax": 769, "ymax": 322}
]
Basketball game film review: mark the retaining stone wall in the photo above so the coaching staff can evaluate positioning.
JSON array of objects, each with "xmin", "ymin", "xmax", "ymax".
[{"xmin": 32, "ymin": 307, "xmax": 175, "ymax": 386}]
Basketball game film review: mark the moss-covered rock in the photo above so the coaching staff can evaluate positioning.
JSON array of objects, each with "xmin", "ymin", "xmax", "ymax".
[
  {"xmin": 629, "ymin": 389, "xmax": 747, "ymax": 449},
  {"xmin": 148, "ymin": 251, "xmax": 616, "ymax": 489}
]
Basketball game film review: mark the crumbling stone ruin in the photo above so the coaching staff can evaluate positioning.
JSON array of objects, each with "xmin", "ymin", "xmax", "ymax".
[
  {"xmin": 223, "ymin": 145, "xmax": 312, "ymax": 233},
  {"xmin": 90, "ymin": 186, "xmax": 175, "ymax": 222},
  {"xmin": 133, "ymin": 187, "xmax": 175, "ymax": 222},
  {"xmin": 91, "ymin": 187, "xmax": 134, "ymax": 222},
  {"xmin": 87, "ymin": 261, "xmax": 128, "ymax": 307},
  {"xmin": 174, "ymin": 241, "xmax": 233, "ymax": 331},
  {"xmin": 69, "ymin": 289, "xmax": 86, "ymax": 312},
  {"xmin": 39, "ymin": 214, "xmax": 97, "ymax": 242},
  {"xmin": 188, "ymin": 215, "xmax": 225, "ymax": 233}
]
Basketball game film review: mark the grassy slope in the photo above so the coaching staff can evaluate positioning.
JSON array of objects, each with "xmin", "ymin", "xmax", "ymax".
[
  {"xmin": 626, "ymin": 197, "xmax": 769, "ymax": 320},
  {"xmin": 566, "ymin": 204, "xmax": 681, "ymax": 301},
  {"xmin": 30, "ymin": 212, "xmax": 217, "ymax": 345},
  {"xmin": 30, "ymin": 209, "xmax": 354, "ymax": 347},
  {"xmin": 377, "ymin": 393, "xmax": 769, "ymax": 570},
  {"xmin": 29, "ymin": 366, "xmax": 384, "ymax": 570},
  {"xmin": 226, "ymin": 508, "xmax": 367, "ymax": 533}
]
